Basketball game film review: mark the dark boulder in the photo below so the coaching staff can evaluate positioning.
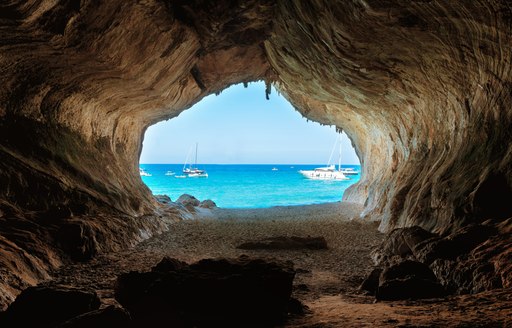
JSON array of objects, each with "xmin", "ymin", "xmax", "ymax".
[
  {"xmin": 380, "ymin": 260, "xmax": 437, "ymax": 283},
  {"xmin": 376, "ymin": 260, "xmax": 445, "ymax": 301},
  {"xmin": 0, "ymin": 286, "xmax": 100, "ymax": 328},
  {"xmin": 151, "ymin": 256, "xmax": 187, "ymax": 272},
  {"xmin": 154, "ymin": 195, "xmax": 172, "ymax": 204},
  {"xmin": 57, "ymin": 306, "xmax": 131, "ymax": 328},
  {"xmin": 115, "ymin": 256, "xmax": 296, "ymax": 327},
  {"xmin": 237, "ymin": 236, "xmax": 328, "ymax": 250},
  {"xmin": 359, "ymin": 268, "xmax": 382, "ymax": 295},
  {"xmin": 377, "ymin": 276, "xmax": 446, "ymax": 301},
  {"xmin": 199, "ymin": 199, "xmax": 217, "ymax": 209},
  {"xmin": 176, "ymin": 194, "xmax": 200, "ymax": 208}
]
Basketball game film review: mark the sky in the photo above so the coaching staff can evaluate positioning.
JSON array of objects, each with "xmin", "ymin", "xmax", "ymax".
[{"xmin": 140, "ymin": 82, "xmax": 360, "ymax": 165}]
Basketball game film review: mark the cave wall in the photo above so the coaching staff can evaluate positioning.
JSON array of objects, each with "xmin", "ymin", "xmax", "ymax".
[
  {"xmin": 0, "ymin": 0, "xmax": 512, "ymax": 308},
  {"xmin": 265, "ymin": 1, "xmax": 512, "ymax": 232},
  {"xmin": 0, "ymin": 0, "xmax": 274, "ymax": 308},
  {"xmin": 2, "ymin": 0, "xmax": 511, "ymax": 232},
  {"xmin": 0, "ymin": 0, "xmax": 272, "ymax": 216}
]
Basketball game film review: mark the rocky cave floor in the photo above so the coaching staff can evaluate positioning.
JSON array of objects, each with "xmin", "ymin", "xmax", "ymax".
[{"xmin": 41, "ymin": 204, "xmax": 512, "ymax": 327}]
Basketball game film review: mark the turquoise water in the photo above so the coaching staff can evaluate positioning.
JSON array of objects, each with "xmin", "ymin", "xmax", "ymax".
[{"xmin": 140, "ymin": 164, "xmax": 361, "ymax": 208}]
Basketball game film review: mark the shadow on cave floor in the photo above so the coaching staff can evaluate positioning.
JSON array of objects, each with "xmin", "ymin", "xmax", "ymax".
[{"xmin": 42, "ymin": 203, "xmax": 511, "ymax": 327}]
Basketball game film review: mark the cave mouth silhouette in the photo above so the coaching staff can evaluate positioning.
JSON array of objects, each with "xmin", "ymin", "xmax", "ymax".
[{"xmin": 139, "ymin": 82, "xmax": 362, "ymax": 208}]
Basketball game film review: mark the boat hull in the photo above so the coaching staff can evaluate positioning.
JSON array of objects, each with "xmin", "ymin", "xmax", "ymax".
[
  {"xmin": 299, "ymin": 170, "xmax": 349, "ymax": 180},
  {"xmin": 340, "ymin": 170, "xmax": 359, "ymax": 175},
  {"xmin": 188, "ymin": 173, "xmax": 208, "ymax": 178}
]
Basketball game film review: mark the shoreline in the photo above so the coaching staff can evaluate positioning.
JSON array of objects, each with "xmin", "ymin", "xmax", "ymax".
[{"xmin": 202, "ymin": 201, "xmax": 365, "ymax": 221}]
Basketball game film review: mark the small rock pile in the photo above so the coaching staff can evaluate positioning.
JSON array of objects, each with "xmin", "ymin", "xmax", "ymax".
[{"xmin": 360, "ymin": 219, "xmax": 512, "ymax": 300}]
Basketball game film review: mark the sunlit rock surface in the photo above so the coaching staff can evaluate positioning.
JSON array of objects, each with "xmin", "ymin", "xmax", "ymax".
[{"xmin": 0, "ymin": 0, "xmax": 511, "ymax": 310}]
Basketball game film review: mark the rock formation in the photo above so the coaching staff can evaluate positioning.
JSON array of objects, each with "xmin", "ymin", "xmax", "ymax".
[
  {"xmin": 115, "ymin": 256, "xmax": 296, "ymax": 327},
  {"xmin": 364, "ymin": 220, "xmax": 512, "ymax": 299},
  {"xmin": 0, "ymin": 0, "xmax": 511, "ymax": 309}
]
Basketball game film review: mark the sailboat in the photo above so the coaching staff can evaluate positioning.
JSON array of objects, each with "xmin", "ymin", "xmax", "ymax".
[
  {"xmin": 299, "ymin": 136, "xmax": 349, "ymax": 180},
  {"xmin": 182, "ymin": 143, "xmax": 208, "ymax": 178}
]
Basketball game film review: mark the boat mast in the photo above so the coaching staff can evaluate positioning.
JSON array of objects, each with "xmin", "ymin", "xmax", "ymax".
[
  {"xmin": 327, "ymin": 137, "xmax": 337, "ymax": 167},
  {"xmin": 183, "ymin": 146, "xmax": 192, "ymax": 171},
  {"xmin": 338, "ymin": 136, "xmax": 342, "ymax": 171},
  {"xmin": 195, "ymin": 142, "xmax": 198, "ymax": 168}
]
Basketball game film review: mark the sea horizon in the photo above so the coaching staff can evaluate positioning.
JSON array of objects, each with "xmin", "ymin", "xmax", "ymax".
[
  {"xmin": 140, "ymin": 163, "xmax": 361, "ymax": 209},
  {"xmin": 140, "ymin": 162, "xmax": 361, "ymax": 165}
]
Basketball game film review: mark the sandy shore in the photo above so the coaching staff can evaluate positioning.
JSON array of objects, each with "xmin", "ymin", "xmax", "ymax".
[
  {"xmin": 47, "ymin": 202, "xmax": 511, "ymax": 327},
  {"xmin": 200, "ymin": 201, "xmax": 366, "ymax": 221}
]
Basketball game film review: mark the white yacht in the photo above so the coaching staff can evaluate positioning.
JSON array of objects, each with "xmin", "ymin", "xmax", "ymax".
[
  {"xmin": 299, "ymin": 165, "xmax": 349, "ymax": 180},
  {"xmin": 139, "ymin": 168, "xmax": 151, "ymax": 177},
  {"xmin": 299, "ymin": 136, "xmax": 349, "ymax": 181},
  {"xmin": 165, "ymin": 171, "xmax": 175, "ymax": 176},
  {"xmin": 182, "ymin": 143, "xmax": 208, "ymax": 178}
]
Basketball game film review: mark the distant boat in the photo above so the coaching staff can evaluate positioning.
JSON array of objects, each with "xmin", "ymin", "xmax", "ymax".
[
  {"xmin": 165, "ymin": 171, "xmax": 175, "ymax": 176},
  {"xmin": 272, "ymin": 167, "xmax": 278, "ymax": 171},
  {"xmin": 175, "ymin": 175, "xmax": 187, "ymax": 179},
  {"xmin": 340, "ymin": 168, "xmax": 359, "ymax": 175},
  {"xmin": 299, "ymin": 136, "xmax": 349, "ymax": 181},
  {"xmin": 139, "ymin": 168, "xmax": 151, "ymax": 177},
  {"xmin": 183, "ymin": 143, "xmax": 208, "ymax": 178}
]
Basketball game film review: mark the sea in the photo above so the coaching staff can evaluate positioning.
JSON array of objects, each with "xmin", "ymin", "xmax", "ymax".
[{"xmin": 140, "ymin": 164, "xmax": 361, "ymax": 208}]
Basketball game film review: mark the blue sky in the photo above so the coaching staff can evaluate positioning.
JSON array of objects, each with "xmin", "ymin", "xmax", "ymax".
[{"xmin": 140, "ymin": 82, "xmax": 360, "ymax": 165}]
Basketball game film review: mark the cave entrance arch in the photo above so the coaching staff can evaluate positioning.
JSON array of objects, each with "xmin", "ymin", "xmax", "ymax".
[{"xmin": 139, "ymin": 82, "xmax": 361, "ymax": 208}]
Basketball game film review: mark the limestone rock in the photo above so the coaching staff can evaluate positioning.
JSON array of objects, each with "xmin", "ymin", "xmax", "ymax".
[
  {"xmin": 237, "ymin": 236, "xmax": 328, "ymax": 250},
  {"xmin": 371, "ymin": 226, "xmax": 437, "ymax": 265},
  {"xmin": 414, "ymin": 224, "xmax": 498, "ymax": 264},
  {"xmin": 199, "ymin": 199, "xmax": 217, "ymax": 209},
  {"xmin": 0, "ymin": 286, "xmax": 100, "ymax": 328},
  {"xmin": 154, "ymin": 195, "xmax": 172, "ymax": 204},
  {"xmin": 429, "ymin": 231, "xmax": 511, "ymax": 294},
  {"xmin": 176, "ymin": 194, "xmax": 200, "ymax": 208},
  {"xmin": 0, "ymin": 216, "xmax": 62, "ymax": 311},
  {"xmin": 115, "ymin": 256, "xmax": 296, "ymax": 327},
  {"xmin": 370, "ymin": 222, "xmax": 511, "ymax": 296}
]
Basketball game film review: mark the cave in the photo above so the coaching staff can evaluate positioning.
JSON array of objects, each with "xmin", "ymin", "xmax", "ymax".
[{"xmin": 0, "ymin": 0, "xmax": 511, "ymax": 326}]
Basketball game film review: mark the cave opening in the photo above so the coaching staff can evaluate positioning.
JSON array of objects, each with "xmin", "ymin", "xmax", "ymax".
[{"xmin": 139, "ymin": 81, "xmax": 361, "ymax": 208}]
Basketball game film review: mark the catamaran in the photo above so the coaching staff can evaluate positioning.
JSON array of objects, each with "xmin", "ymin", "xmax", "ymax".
[
  {"xmin": 299, "ymin": 136, "xmax": 349, "ymax": 180},
  {"xmin": 181, "ymin": 143, "xmax": 208, "ymax": 178}
]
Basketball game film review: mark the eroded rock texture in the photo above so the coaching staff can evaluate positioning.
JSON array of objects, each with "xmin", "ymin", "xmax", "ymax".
[
  {"xmin": 1, "ymin": 0, "xmax": 511, "ymax": 309},
  {"xmin": 365, "ymin": 219, "xmax": 512, "ymax": 299}
]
